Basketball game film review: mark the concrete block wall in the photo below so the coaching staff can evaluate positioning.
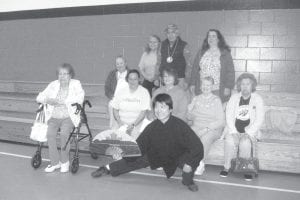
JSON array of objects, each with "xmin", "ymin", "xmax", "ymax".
[{"xmin": 0, "ymin": 9, "xmax": 299, "ymax": 92}]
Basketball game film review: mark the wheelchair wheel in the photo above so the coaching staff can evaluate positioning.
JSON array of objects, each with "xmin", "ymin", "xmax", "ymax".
[
  {"xmin": 91, "ymin": 152, "xmax": 98, "ymax": 159},
  {"xmin": 71, "ymin": 158, "xmax": 79, "ymax": 174},
  {"xmin": 31, "ymin": 153, "xmax": 42, "ymax": 169}
]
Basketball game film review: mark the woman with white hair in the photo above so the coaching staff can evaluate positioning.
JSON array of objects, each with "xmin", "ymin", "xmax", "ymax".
[
  {"xmin": 187, "ymin": 76, "xmax": 225, "ymax": 175},
  {"xmin": 220, "ymin": 73, "xmax": 264, "ymax": 181},
  {"xmin": 36, "ymin": 63, "xmax": 85, "ymax": 173}
]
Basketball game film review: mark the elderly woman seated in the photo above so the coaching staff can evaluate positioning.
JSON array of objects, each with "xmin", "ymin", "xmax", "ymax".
[
  {"xmin": 36, "ymin": 63, "xmax": 85, "ymax": 173},
  {"xmin": 187, "ymin": 76, "xmax": 225, "ymax": 175},
  {"xmin": 111, "ymin": 69, "xmax": 151, "ymax": 140},
  {"xmin": 220, "ymin": 73, "xmax": 264, "ymax": 181}
]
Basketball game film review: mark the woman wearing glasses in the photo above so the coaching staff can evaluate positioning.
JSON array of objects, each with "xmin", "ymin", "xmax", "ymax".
[{"xmin": 36, "ymin": 63, "xmax": 85, "ymax": 173}]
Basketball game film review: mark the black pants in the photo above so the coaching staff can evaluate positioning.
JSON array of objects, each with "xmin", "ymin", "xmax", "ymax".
[
  {"xmin": 109, "ymin": 155, "xmax": 196, "ymax": 185},
  {"xmin": 142, "ymin": 79, "xmax": 156, "ymax": 97}
]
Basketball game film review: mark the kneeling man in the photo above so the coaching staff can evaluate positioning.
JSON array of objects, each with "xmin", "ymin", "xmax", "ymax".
[{"xmin": 91, "ymin": 93, "xmax": 204, "ymax": 192}]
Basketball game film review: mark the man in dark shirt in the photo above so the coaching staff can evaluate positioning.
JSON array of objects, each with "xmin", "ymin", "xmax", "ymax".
[
  {"xmin": 91, "ymin": 93, "xmax": 204, "ymax": 192},
  {"xmin": 160, "ymin": 24, "xmax": 192, "ymax": 89}
]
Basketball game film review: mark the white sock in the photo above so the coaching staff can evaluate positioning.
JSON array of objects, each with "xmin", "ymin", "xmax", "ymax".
[
  {"xmin": 199, "ymin": 161, "xmax": 205, "ymax": 168},
  {"xmin": 106, "ymin": 164, "xmax": 110, "ymax": 170}
]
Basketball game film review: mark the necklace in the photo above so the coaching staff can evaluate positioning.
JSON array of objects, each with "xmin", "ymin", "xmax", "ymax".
[{"xmin": 167, "ymin": 39, "xmax": 178, "ymax": 63}]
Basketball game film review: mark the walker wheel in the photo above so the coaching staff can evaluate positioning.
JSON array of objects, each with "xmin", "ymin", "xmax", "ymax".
[
  {"xmin": 71, "ymin": 158, "xmax": 79, "ymax": 174},
  {"xmin": 31, "ymin": 153, "xmax": 42, "ymax": 169},
  {"xmin": 91, "ymin": 152, "xmax": 98, "ymax": 159}
]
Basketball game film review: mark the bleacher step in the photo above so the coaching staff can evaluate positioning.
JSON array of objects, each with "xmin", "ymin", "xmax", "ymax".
[{"xmin": 205, "ymin": 139, "xmax": 300, "ymax": 174}]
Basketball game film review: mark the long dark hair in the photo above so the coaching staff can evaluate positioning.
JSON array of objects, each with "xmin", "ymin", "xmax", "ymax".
[{"xmin": 201, "ymin": 29, "xmax": 230, "ymax": 55}]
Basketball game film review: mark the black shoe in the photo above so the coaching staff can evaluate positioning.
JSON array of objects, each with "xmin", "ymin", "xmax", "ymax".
[
  {"xmin": 91, "ymin": 166, "xmax": 110, "ymax": 178},
  {"xmin": 244, "ymin": 174, "xmax": 253, "ymax": 181},
  {"xmin": 219, "ymin": 170, "xmax": 229, "ymax": 178},
  {"xmin": 186, "ymin": 183, "xmax": 199, "ymax": 192},
  {"xmin": 181, "ymin": 181, "xmax": 199, "ymax": 192}
]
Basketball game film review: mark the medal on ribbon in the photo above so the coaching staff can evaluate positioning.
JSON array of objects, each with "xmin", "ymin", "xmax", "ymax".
[
  {"xmin": 166, "ymin": 56, "xmax": 173, "ymax": 63},
  {"xmin": 167, "ymin": 39, "xmax": 178, "ymax": 64}
]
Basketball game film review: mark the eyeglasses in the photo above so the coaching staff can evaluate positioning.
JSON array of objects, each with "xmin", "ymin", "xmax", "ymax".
[{"xmin": 58, "ymin": 73, "xmax": 70, "ymax": 76}]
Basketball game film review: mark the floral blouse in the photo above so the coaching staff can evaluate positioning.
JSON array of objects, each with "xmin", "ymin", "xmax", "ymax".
[{"xmin": 199, "ymin": 49, "xmax": 221, "ymax": 91}]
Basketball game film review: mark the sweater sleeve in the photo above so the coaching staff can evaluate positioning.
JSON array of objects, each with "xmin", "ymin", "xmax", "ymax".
[
  {"xmin": 138, "ymin": 53, "xmax": 147, "ymax": 79},
  {"xmin": 66, "ymin": 80, "xmax": 85, "ymax": 105},
  {"xmin": 183, "ymin": 44, "xmax": 192, "ymax": 78},
  {"xmin": 245, "ymin": 94, "xmax": 265, "ymax": 137},
  {"xmin": 36, "ymin": 81, "xmax": 55, "ymax": 103},
  {"xmin": 222, "ymin": 51, "xmax": 235, "ymax": 89},
  {"xmin": 188, "ymin": 49, "xmax": 201, "ymax": 86},
  {"xmin": 187, "ymin": 97, "xmax": 196, "ymax": 120},
  {"xmin": 104, "ymin": 70, "xmax": 116, "ymax": 100},
  {"xmin": 207, "ymin": 97, "xmax": 225, "ymax": 130},
  {"xmin": 226, "ymin": 94, "xmax": 239, "ymax": 134},
  {"xmin": 174, "ymin": 90, "xmax": 188, "ymax": 121}
]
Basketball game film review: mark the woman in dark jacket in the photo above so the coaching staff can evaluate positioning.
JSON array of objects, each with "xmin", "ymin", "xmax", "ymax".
[
  {"xmin": 104, "ymin": 55, "xmax": 128, "ymax": 100},
  {"xmin": 104, "ymin": 55, "xmax": 129, "ymax": 128},
  {"xmin": 189, "ymin": 29, "xmax": 235, "ymax": 103}
]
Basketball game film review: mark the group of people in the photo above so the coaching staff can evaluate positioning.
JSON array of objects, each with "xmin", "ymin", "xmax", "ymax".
[{"xmin": 36, "ymin": 24, "xmax": 265, "ymax": 192}]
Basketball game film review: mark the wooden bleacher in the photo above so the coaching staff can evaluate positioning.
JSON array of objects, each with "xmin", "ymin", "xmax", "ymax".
[
  {"xmin": 0, "ymin": 80, "xmax": 299, "ymax": 173},
  {"xmin": 205, "ymin": 91, "xmax": 300, "ymax": 174},
  {"xmin": 0, "ymin": 80, "xmax": 110, "ymax": 146}
]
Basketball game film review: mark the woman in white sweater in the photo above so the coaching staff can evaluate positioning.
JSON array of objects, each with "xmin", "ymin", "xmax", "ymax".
[
  {"xmin": 36, "ymin": 63, "xmax": 85, "ymax": 173},
  {"xmin": 220, "ymin": 73, "xmax": 264, "ymax": 181}
]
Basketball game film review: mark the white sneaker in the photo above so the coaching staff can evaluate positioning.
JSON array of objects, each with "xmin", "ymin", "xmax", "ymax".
[
  {"xmin": 60, "ymin": 161, "xmax": 70, "ymax": 173},
  {"xmin": 194, "ymin": 161, "xmax": 205, "ymax": 175},
  {"xmin": 45, "ymin": 162, "xmax": 61, "ymax": 173}
]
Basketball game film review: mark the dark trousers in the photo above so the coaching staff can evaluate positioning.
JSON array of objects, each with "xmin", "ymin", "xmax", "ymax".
[
  {"xmin": 142, "ymin": 79, "xmax": 156, "ymax": 97},
  {"xmin": 109, "ymin": 155, "xmax": 196, "ymax": 185}
]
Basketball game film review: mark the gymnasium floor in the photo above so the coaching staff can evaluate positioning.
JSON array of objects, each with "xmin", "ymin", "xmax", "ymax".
[{"xmin": 0, "ymin": 142, "xmax": 299, "ymax": 200}]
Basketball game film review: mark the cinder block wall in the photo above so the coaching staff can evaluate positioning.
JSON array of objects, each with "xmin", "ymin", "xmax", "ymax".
[{"xmin": 0, "ymin": 9, "xmax": 299, "ymax": 92}]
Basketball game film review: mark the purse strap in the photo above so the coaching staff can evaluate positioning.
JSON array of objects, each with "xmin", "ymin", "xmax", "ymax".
[
  {"xmin": 236, "ymin": 134, "xmax": 255, "ymax": 159},
  {"xmin": 36, "ymin": 104, "xmax": 46, "ymax": 123}
]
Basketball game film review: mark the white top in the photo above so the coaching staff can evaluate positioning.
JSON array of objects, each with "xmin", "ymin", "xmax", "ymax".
[
  {"xmin": 36, "ymin": 79, "xmax": 85, "ymax": 127},
  {"xmin": 226, "ymin": 92, "xmax": 265, "ymax": 139},
  {"xmin": 114, "ymin": 70, "xmax": 128, "ymax": 96},
  {"xmin": 51, "ymin": 87, "xmax": 69, "ymax": 119},
  {"xmin": 138, "ymin": 52, "xmax": 158, "ymax": 81},
  {"xmin": 111, "ymin": 85, "xmax": 151, "ymax": 125}
]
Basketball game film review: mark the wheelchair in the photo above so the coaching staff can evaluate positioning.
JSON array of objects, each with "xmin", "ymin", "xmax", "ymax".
[{"xmin": 31, "ymin": 100, "xmax": 96, "ymax": 174}]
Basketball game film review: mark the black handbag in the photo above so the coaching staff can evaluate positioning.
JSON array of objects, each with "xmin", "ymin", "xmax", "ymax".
[{"xmin": 230, "ymin": 138, "xmax": 259, "ymax": 177}]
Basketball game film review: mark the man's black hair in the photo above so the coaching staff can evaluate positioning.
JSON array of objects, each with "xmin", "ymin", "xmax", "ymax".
[{"xmin": 152, "ymin": 93, "xmax": 173, "ymax": 110}]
